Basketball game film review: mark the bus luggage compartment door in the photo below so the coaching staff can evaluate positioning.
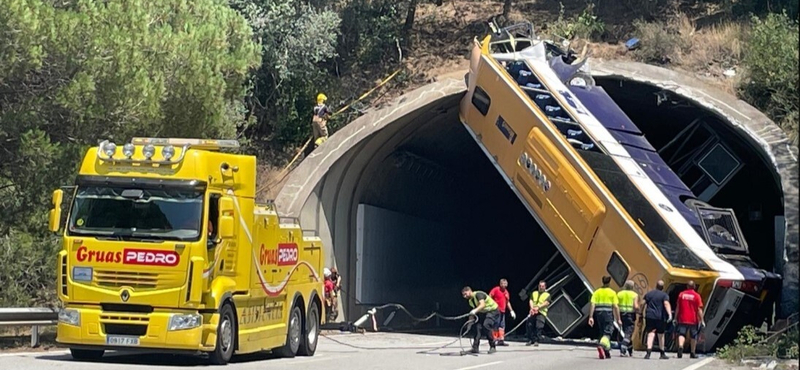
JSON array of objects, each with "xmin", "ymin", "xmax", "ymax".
[{"xmin": 526, "ymin": 127, "xmax": 606, "ymax": 266}]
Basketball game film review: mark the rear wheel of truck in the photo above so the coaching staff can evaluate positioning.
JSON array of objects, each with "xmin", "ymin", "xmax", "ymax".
[
  {"xmin": 70, "ymin": 348, "xmax": 104, "ymax": 360},
  {"xmin": 298, "ymin": 302, "xmax": 320, "ymax": 356},
  {"xmin": 209, "ymin": 303, "xmax": 236, "ymax": 365},
  {"xmin": 274, "ymin": 305, "xmax": 303, "ymax": 358}
]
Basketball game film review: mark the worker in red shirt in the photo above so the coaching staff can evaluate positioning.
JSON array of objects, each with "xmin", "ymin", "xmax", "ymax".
[
  {"xmin": 489, "ymin": 278, "xmax": 516, "ymax": 346},
  {"xmin": 674, "ymin": 280, "xmax": 704, "ymax": 358}
]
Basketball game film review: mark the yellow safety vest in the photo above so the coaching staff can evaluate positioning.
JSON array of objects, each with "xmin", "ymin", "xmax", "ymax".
[
  {"xmin": 531, "ymin": 291, "xmax": 550, "ymax": 316},
  {"xmin": 591, "ymin": 287, "xmax": 619, "ymax": 312},
  {"xmin": 469, "ymin": 291, "xmax": 499, "ymax": 313},
  {"xmin": 617, "ymin": 290, "xmax": 638, "ymax": 314}
]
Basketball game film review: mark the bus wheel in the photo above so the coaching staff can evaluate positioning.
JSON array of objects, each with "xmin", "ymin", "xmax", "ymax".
[
  {"xmin": 298, "ymin": 302, "xmax": 320, "ymax": 356},
  {"xmin": 70, "ymin": 348, "xmax": 104, "ymax": 360},
  {"xmin": 209, "ymin": 303, "xmax": 236, "ymax": 365},
  {"xmin": 275, "ymin": 305, "xmax": 303, "ymax": 358}
]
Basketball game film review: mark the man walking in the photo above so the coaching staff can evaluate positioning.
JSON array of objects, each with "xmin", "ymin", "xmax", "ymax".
[
  {"xmin": 588, "ymin": 276, "xmax": 621, "ymax": 359},
  {"xmin": 312, "ymin": 93, "xmax": 331, "ymax": 147},
  {"xmin": 617, "ymin": 280, "xmax": 639, "ymax": 357},
  {"xmin": 462, "ymin": 286, "xmax": 499, "ymax": 354},
  {"xmin": 489, "ymin": 279, "xmax": 516, "ymax": 346},
  {"xmin": 526, "ymin": 280, "xmax": 550, "ymax": 346},
  {"xmin": 675, "ymin": 281, "xmax": 704, "ymax": 358},
  {"xmin": 642, "ymin": 280, "xmax": 672, "ymax": 359}
]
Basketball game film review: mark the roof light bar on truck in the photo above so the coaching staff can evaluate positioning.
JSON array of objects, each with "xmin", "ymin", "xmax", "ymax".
[{"xmin": 96, "ymin": 137, "xmax": 240, "ymax": 165}]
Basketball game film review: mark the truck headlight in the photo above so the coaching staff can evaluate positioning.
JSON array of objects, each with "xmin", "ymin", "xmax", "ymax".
[
  {"xmin": 59, "ymin": 308, "xmax": 80, "ymax": 326},
  {"xmin": 72, "ymin": 266, "xmax": 92, "ymax": 282},
  {"xmin": 168, "ymin": 313, "xmax": 202, "ymax": 331}
]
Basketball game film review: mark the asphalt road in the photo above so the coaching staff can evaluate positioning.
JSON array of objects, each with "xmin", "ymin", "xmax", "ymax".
[{"xmin": 0, "ymin": 332, "xmax": 717, "ymax": 370}]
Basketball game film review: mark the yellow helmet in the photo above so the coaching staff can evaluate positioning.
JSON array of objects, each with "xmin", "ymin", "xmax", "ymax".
[{"xmin": 316, "ymin": 93, "xmax": 327, "ymax": 104}]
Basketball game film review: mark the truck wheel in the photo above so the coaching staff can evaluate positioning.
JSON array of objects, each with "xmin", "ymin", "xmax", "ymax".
[
  {"xmin": 298, "ymin": 302, "xmax": 320, "ymax": 356},
  {"xmin": 274, "ymin": 305, "xmax": 302, "ymax": 358},
  {"xmin": 70, "ymin": 348, "xmax": 104, "ymax": 360},
  {"xmin": 209, "ymin": 303, "xmax": 236, "ymax": 365}
]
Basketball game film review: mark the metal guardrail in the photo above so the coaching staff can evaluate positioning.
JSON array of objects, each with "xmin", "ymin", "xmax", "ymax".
[{"xmin": 0, "ymin": 308, "xmax": 58, "ymax": 347}]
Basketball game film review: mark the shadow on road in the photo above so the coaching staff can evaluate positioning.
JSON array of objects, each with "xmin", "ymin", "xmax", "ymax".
[{"xmin": 35, "ymin": 350, "xmax": 288, "ymax": 367}]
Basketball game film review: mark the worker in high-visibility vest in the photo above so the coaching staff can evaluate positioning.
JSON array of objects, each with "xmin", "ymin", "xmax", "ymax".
[
  {"xmin": 617, "ymin": 280, "xmax": 640, "ymax": 357},
  {"xmin": 462, "ymin": 286, "xmax": 499, "ymax": 354},
  {"xmin": 312, "ymin": 93, "xmax": 331, "ymax": 147},
  {"xmin": 526, "ymin": 280, "xmax": 550, "ymax": 346},
  {"xmin": 588, "ymin": 276, "xmax": 621, "ymax": 360}
]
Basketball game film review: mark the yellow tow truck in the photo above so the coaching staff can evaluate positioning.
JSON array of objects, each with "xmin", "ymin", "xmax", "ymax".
[{"xmin": 49, "ymin": 137, "xmax": 324, "ymax": 364}]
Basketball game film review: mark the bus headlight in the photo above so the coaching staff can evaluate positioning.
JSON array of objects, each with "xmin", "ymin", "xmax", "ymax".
[
  {"xmin": 162, "ymin": 145, "xmax": 175, "ymax": 161},
  {"xmin": 122, "ymin": 143, "xmax": 135, "ymax": 158},
  {"xmin": 59, "ymin": 308, "xmax": 80, "ymax": 326},
  {"xmin": 102, "ymin": 142, "xmax": 117, "ymax": 157},
  {"xmin": 168, "ymin": 313, "xmax": 202, "ymax": 331},
  {"xmin": 143, "ymin": 144, "xmax": 156, "ymax": 159}
]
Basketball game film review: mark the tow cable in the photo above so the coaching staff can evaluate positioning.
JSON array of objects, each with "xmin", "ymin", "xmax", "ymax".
[{"xmin": 319, "ymin": 303, "xmax": 532, "ymax": 356}]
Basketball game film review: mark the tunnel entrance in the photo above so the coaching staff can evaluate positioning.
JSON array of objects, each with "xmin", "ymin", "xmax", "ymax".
[{"xmin": 287, "ymin": 73, "xmax": 789, "ymax": 338}]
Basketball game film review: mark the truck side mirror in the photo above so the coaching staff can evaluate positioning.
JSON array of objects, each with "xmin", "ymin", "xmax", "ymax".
[
  {"xmin": 218, "ymin": 196, "xmax": 234, "ymax": 239},
  {"xmin": 49, "ymin": 189, "xmax": 64, "ymax": 232}
]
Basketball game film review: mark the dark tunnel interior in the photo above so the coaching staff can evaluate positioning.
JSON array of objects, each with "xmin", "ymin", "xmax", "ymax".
[
  {"xmin": 596, "ymin": 77, "xmax": 784, "ymax": 273},
  {"xmin": 324, "ymin": 78, "xmax": 785, "ymax": 336}
]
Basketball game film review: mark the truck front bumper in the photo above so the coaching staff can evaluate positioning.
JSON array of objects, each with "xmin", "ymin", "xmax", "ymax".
[{"xmin": 57, "ymin": 305, "xmax": 220, "ymax": 353}]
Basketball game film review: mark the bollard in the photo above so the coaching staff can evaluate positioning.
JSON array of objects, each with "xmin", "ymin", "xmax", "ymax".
[{"xmin": 31, "ymin": 325, "xmax": 40, "ymax": 348}]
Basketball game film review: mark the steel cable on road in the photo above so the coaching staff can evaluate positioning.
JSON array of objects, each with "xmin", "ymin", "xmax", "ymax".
[{"xmin": 320, "ymin": 303, "xmax": 535, "ymax": 356}]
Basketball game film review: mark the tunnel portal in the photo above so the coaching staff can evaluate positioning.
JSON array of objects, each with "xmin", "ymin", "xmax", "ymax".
[{"xmin": 275, "ymin": 63, "xmax": 798, "ymax": 333}]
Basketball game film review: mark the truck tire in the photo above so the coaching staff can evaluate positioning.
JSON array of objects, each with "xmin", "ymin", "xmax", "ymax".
[
  {"xmin": 70, "ymin": 348, "xmax": 104, "ymax": 360},
  {"xmin": 274, "ymin": 305, "xmax": 303, "ymax": 358},
  {"xmin": 209, "ymin": 303, "xmax": 236, "ymax": 365},
  {"xmin": 298, "ymin": 302, "xmax": 320, "ymax": 356}
]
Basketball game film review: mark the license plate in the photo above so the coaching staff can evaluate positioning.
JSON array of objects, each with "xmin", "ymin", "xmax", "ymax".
[{"xmin": 106, "ymin": 335, "xmax": 140, "ymax": 346}]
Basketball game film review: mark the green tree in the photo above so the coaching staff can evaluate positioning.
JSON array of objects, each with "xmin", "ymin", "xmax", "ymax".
[
  {"xmin": 231, "ymin": 0, "xmax": 341, "ymax": 146},
  {"xmin": 0, "ymin": 0, "xmax": 261, "ymax": 305}
]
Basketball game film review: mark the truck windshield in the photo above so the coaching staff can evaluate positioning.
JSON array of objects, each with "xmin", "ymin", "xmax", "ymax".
[{"xmin": 68, "ymin": 186, "xmax": 204, "ymax": 241}]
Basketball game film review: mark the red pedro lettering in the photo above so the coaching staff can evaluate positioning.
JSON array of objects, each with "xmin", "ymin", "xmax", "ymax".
[
  {"xmin": 123, "ymin": 249, "xmax": 180, "ymax": 266},
  {"xmin": 277, "ymin": 243, "xmax": 298, "ymax": 266},
  {"xmin": 258, "ymin": 243, "xmax": 298, "ymax": 266}
]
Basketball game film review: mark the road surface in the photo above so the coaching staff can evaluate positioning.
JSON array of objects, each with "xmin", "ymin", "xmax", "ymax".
[{"xmin": 0, "ymin": 332, "xmax": 717, "ymax": 370}]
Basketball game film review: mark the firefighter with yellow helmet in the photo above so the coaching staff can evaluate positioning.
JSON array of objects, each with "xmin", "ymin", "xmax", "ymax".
[{"xmin": 312, "ymin": 93, "xmax": 331, "ymax": 147}]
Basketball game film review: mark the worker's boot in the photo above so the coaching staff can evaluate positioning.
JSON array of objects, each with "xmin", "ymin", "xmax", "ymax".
[
  {"xmin": 488, "ymin": 346, "xmax": 497, "ymax": 354},
  {"xmin": 644, "ymin": 350, "xmax": 651, "ymax": 359},
  {"xmin": 597, "ymin": 346, "xmax": 606, "ymax": 359},
  {"xmin": 470, "ymin": 346, "xmax": 480, "ymax": 354},
  {"xmin": 677, "ymin": 347, "xmax": 683, "ymax": 358}
]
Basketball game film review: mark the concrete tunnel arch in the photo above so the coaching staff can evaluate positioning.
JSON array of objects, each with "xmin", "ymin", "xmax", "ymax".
[{"xmin": 275, "ymin": 61, "xmax": 798, "ymax": 328}]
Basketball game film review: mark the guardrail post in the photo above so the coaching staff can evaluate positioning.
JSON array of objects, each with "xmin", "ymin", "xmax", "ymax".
[{"xmin": 31, "ymin": 325, "xmax": 40, "ymax": 348}]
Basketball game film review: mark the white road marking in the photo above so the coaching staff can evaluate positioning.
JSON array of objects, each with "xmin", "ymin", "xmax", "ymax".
[
  {"xmin": 0, "ymin": 350, "xmax": 68, "ymax": 357},
  {"xmin": 455, "ymin": 360, "xmax": 504, "ymax": 370},
  {"xmin": 681, "ymin": 357, "xmax": 715, "ymax": 370}
]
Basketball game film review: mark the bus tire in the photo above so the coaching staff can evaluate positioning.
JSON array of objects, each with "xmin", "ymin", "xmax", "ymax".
[
  {"xmin": 274, "ymin": 304, "xmax": 303, "ymax": 358},
  {"xmin": 70, "ymin": 348, "xmax": 104, "ymax": 360},
  {"xmin": 209, "ymin": 303, "xmax": 236, "ymax": 365},
  {"xmin": 298, "ymin": 301, "xmax": 320, "ymax": 356}
]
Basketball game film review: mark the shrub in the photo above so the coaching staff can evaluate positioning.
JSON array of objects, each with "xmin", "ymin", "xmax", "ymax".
[
  {"xmin": 631, "ymin": 19, "xmax": 689, "ymax": 64},
  {"xmin": 739, "ymin": 12, "xmax": 799, "ymax": 145},
  {"xmin": 548, "ymin": 2, "xmax": 605, "ymax": 41},
  {"xmin": 717, "ymin": 325, "xmax": 800, "ymax": 362}
]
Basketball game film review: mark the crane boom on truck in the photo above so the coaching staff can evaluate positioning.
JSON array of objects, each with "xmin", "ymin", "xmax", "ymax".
[{"xmin": 49, "ymin": 137, "xmax": 324, "ymax": 364}]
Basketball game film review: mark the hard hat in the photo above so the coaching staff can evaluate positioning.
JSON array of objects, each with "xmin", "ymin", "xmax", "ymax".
[
  {"xmin": 317, "ymin": 93, "xmax": 327, "ymax": 103},
  {"xmin": 324, "ymin": 267, "xmax": 331, "ymax": 277}
]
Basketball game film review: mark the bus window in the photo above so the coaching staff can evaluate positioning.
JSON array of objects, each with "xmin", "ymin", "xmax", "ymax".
[
  {"xmin": 606, "ymin": 251, "xmax": 630, "ymax": 288},
  {"xmin": 472, "ymin": 86, "xmax": 491, "ymax": 116}
]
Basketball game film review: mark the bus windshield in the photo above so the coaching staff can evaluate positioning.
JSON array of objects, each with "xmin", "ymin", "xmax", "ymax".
[{"xmin": 68, "ymin": 186, "xmax": 204, "ymax": 241}]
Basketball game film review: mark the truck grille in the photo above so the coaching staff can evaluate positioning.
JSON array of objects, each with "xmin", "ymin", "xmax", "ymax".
[
  {"xmin": 94, "ymin": 269, "xmax": 182, "ymax": 290},
  {"xmin": 104, "ymin": 323, "xmax": 148, "ymax": 336}
]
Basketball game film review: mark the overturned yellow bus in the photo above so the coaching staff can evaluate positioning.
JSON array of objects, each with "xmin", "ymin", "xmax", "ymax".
[{"xmin": 459, "ymin": 22, "xmax": 780, "ymax": 351}]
